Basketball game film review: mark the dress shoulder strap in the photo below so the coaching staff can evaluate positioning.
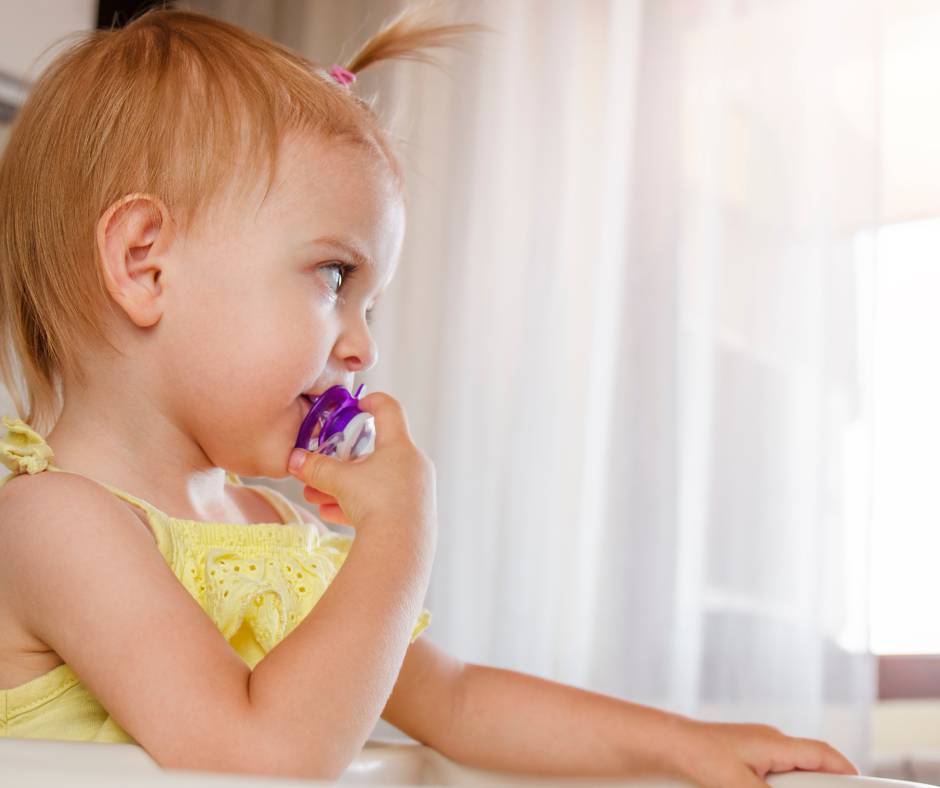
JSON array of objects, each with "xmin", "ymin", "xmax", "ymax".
[
  {"xmin": 0, "ymin": 416, "xmax": 55, "ymax": 478},
  {"xmin": 240, "ymin": 483, "xmax": 303, "ymax": 525},
  {"xmin": 0, "ymin": 415, "xmax": 161, "ymax": 512},
  {"xmin": 0, "ymin": 415, "xmax": 169, "ymax": 549}
]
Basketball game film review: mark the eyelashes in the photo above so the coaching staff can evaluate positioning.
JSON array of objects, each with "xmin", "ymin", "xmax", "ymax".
[
  {"xmin": 320, "ymin": 261, "xmax": 376, "ymax": 326},
  {"xmin": 322, "ymin": 261, "xmax": 355, "ymax": 292}
]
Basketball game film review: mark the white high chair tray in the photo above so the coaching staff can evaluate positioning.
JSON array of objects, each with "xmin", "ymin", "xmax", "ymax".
[{"xmin": 0, "ymin": 737, "xmax": 933, "ymax": 787}]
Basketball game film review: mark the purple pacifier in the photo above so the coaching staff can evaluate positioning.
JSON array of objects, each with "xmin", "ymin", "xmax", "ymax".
[{"xmin": 295, "ymin": 383, "xmax": 375, "ymax": 461}]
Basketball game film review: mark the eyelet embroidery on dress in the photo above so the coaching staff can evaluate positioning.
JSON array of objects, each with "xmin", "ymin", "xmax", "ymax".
[
  {"xmin": 0, "ymin": 416, "xmax": 54, "ymax": 475},
  {"xmin": 165, "ymin": 534, "xmax": 358, "ymax": 652}
]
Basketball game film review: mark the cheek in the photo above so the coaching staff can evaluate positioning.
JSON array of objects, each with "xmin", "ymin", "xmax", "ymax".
[
  {"xmin": 214, "ymin": 309, "xmax": 334, "ymax": 422},
  {"xmin": 155, "ymin": 267, "xmax": 333, "ymax": 475},
  {"xmin": 164, "ymin": 274, "xmax": 336, "ymax": 465},
  {"xmin": 165, "ymin": 281, "xmax": 307, "ymax": 405}
]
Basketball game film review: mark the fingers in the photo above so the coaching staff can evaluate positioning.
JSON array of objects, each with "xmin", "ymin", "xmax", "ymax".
[
  {"xmin": 316, "ymin": 502, "xmax": 349, "ymax": 525},
  {"xmin": 715, "ymin": 722, "xmax": 857, "ymax": 781},
  {"xmin": 356, "ymin": 391, "xmax": 411, "ymax": 448},
  {"xmin": 300, "ymin": 487, "xmax": 347, "ymax": 523},
  {"xmin": 789, "ymin": 738, "xmax": 858, "ymax": 775},
  {"xmin": 736, "ymin": 767, "xmax": 771, "ymax": 788},
  {"xmin": 303, "ymin": 486, "xmax": 335, "ymax": 504},
  {"xmin": 758, "ymin": 735, "xmax": 857, "ymax": 778},
  {"xmin": 289, "ymin": 448, "xmax": 342, "ymax": 494},
  {"xmin": 709, "ymin": 764, "xmax": 771, "ymax": 788}
]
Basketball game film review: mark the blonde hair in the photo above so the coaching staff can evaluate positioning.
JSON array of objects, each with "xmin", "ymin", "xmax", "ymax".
[{"xmin": 0, "ymin": 4, "xmax": 487, "ymax": 435}]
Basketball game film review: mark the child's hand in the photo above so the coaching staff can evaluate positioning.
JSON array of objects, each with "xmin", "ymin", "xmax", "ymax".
[
  {"xmin": 300, "ymin": 485, "xmax": 345, "ymax": 523},
  {"xmin": 672, "ymin": 720, "xmax": 858, "ymax": 788},
  {"xmin": 287, "ymin": 391, "xmax": 437, "ymax": 540}
]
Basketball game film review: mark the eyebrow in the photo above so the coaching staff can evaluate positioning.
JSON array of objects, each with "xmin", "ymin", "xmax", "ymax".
[{"xmin": 306, "ymin": 234, "xmax": 375, "ymax": 269}]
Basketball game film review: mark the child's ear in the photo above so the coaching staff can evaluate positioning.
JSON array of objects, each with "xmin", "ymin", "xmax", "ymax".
[{"xmin": 96, "ymin": 193, "xmax": 173, "ymax": 328}]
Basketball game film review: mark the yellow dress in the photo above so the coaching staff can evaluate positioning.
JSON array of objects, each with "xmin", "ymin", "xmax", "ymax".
[{"xmin": 0, "ymin": 416, "xmax": 431, "ymax": 743}]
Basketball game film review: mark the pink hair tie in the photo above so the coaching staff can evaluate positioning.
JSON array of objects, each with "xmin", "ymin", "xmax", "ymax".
[{"xmin": 329, "ymin": 65, "xmax": 356, "ymax": 87}]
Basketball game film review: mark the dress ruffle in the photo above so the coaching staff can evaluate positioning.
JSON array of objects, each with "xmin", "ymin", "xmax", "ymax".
[
  {"xmin": 0, "ymin": 416, "xmax": 54, "ymax": 475},
  {"xmin": 157, "ymin": 521, "xmax": 431, "ymax": 664}
]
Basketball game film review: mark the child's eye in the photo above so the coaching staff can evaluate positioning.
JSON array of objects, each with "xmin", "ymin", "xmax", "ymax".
[
  {"xmin": 319, "ymin": 262, "xmax": 376, "ymax": 327},
  {"xmin": 320, "ymin": 261, "xmax": 356, "ymax": 292}
]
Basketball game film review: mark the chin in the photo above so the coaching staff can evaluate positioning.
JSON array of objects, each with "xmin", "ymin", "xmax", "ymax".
[
  {"xmin": 230, "ymin": 425, "xmax": 301, "ymax": 481},
  {"xmin": 235, "ymin": 458, "xmax": 293, "ymax": 481}
]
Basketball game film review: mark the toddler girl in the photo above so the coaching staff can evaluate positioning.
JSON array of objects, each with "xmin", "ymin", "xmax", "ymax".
[{"xmin": 0, "ymin": 6, "xmax": 857, "ymax": 787}]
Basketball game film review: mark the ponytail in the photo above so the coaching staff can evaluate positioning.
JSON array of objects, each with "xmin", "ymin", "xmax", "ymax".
[{"xmin": 343, "ymin": 2, "xmax": 491, "ymax": 77}]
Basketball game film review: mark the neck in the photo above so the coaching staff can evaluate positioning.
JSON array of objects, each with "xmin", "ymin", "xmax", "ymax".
[{"xmin": 45, "ymin": 378, "xmax": 242, "ymax": 523}]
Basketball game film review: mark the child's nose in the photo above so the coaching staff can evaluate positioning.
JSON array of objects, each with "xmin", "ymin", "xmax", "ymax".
[
  {"xmin": 345, "ymin": 349, "xmax": 378, "ymax": 373},
  {"xmin": 337, "ymin": 325, "xmax": 378, "ymax": 373}
]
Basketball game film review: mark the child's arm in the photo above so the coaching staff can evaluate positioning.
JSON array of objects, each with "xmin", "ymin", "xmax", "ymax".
[
  {"xmin": 287, "ymin": 507, "xmax": 856, "ymax": 787},
  {"xmin": 387, "ymin": 660, "xmax": 858, "ymax": 787},
  {"xmin": 0, "ymin": 470, "xmax": 432, "ymax": 780},
  {"xmin": 291, "ymin": 505, "xmax": 464, "ymax": 750},
  {"xmin": 247, "ymin": 509, "xmax": 434, "ymax": 777},
  {"xmin": 379, "ymin": 635, "xmax": 465, "ymax": 747}
]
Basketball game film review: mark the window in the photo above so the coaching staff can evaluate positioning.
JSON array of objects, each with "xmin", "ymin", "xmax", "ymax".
[
  {"xmin": 869, "ymin": 218, "xmax": 940, "ymax": 658},
  {"xmin": 867, "ymin": 3, "xmax": 940, "ymax": 700}
]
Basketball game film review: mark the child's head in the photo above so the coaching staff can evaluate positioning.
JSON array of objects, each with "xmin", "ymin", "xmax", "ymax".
[{"xmin": 0, "ymin": 6, "xmax": 483, "ymax": 476}]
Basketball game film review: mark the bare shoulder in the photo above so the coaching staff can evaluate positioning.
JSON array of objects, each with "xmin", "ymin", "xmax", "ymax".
[
  {"xmin": 0, "ymin": 469, "xmax": 150, "ymax": 545},
  {"xmin": 0, "ymin": 469, "xmax": 154, "ymax": 549},
  {"xmin": 0, "ymin": 470, "xmax": 153, "ymax": 633},
  {"xmin": 0, "ymin": 468, "xmax": 264, "ymax": 771}
]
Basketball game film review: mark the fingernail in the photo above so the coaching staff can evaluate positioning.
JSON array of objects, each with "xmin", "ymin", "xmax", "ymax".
[{"xmin": 288, "ymin": 448, "xmax": 306, "ymax": 473}]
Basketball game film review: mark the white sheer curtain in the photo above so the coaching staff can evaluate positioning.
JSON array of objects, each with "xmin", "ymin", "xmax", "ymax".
[{"xmin": 185, "ymin": 0, "xmax": 881, "ymax": 767}]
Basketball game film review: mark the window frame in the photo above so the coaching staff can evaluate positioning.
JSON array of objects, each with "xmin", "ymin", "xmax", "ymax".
[{"xmin": 878, "ymin": 654, "xmax": 940, "ymax": 699}]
